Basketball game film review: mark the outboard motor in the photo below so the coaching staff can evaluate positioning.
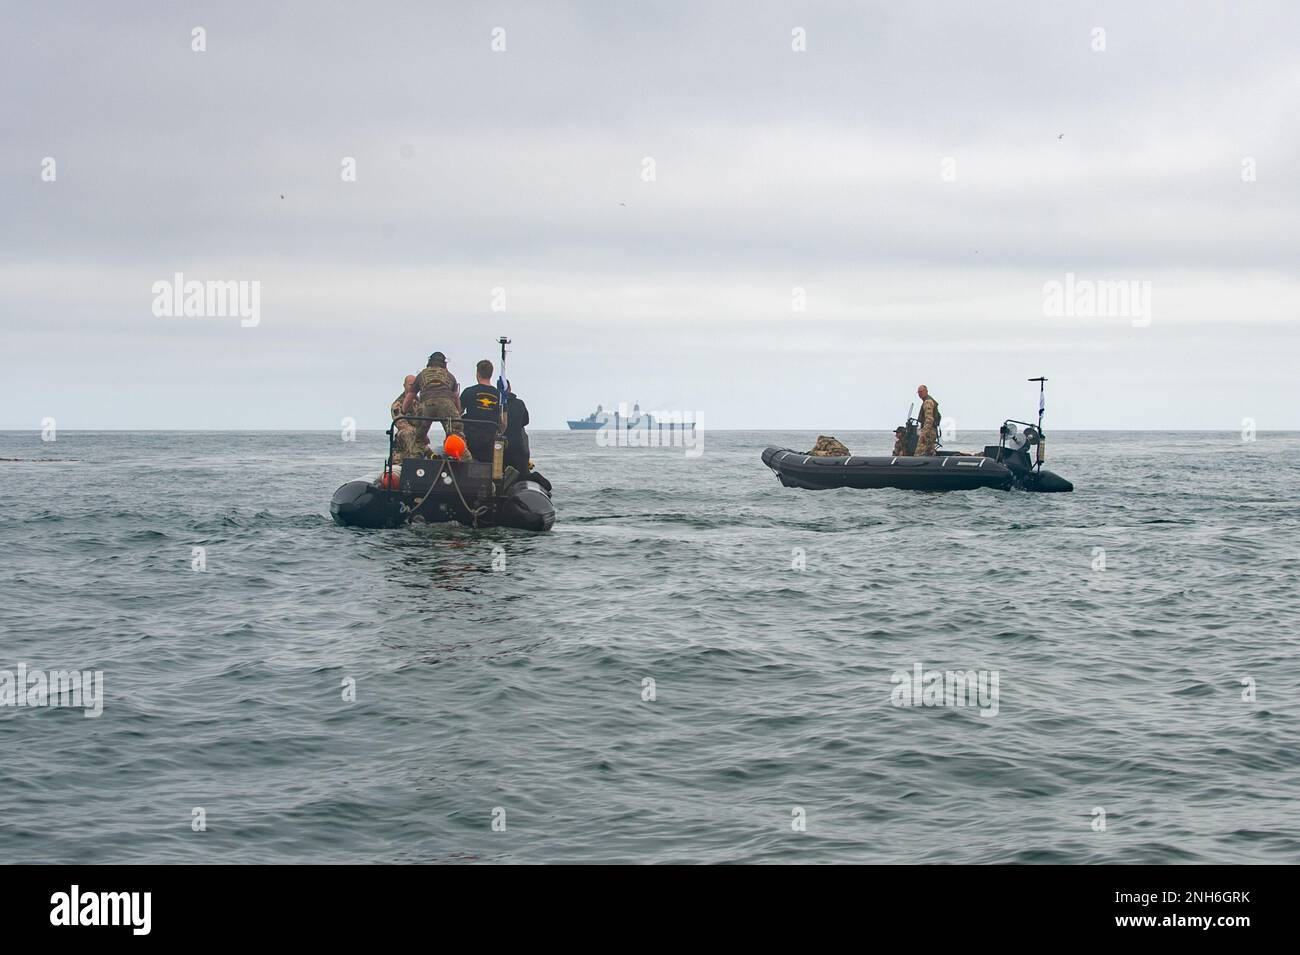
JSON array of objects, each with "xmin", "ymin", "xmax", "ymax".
[
  {"xmin": 991, "ymin": 416, "xmax": 1072, "ymax": 491},
  {"xmin": 1010, "ymin": 424, "xmax": 1069, "ymax": 490},
  {"xmin": 1001, "ymin": 422, "xmax": 1028, "ymax": 452}
]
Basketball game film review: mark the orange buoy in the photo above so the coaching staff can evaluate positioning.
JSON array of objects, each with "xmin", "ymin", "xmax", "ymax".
[
  {"xmin": 444, "ymin": 433, "xmax": 467, "ymax": 459},
  {"xmin": 379, "ymin": 471, "xmax": 400, "ymax": 490}
]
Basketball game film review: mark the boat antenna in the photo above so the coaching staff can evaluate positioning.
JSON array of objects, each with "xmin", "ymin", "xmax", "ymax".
[
  {"xmin": 497, "ymin": 336, "xmax": 511, "ymax": 402},
  {"xmin": 1028, "ymin": 377, "xmax": 1046, "ymax": 430},
  {"xmin": 1028, "ymin": 376, "xmax": 1047, "ymax": 472}
]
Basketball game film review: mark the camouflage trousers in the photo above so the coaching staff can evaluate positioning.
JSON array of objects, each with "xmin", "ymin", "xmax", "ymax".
[
  {"xmin": 914, "ymin": 428, "xmax": 937, "ymax": 456},
  {"xmin": 416, "ymin": 397, "xmax": 470, "ymax": 457},
  {"xmin": 391, "ymin": 427, "xmax": 430, "ymax": 466},
  {"xmin": 416, "ymin": 397, "xmax": 463, "ymax": 438}
]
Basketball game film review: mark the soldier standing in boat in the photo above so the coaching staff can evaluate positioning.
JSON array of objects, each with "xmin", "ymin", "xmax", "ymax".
[
  {"xmin": 413, "ymin": 352, "xmax": 466, "ymax": 452},
  {"xmin": 915, "ymin": 385, "xmax": 940, "ymax": 456},
  {"xmin": 389, "ymin": 375, "xmax": 428, "ymax": 466}
]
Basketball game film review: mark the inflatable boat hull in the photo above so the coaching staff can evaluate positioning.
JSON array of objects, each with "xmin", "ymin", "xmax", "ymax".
[
  {"xmin": 330, "ymin": 480, "xmax": 408, "ymax": 528},
  {"xmin": 761, "ymin": 446, "xmax": 1072, "ymax": 493},
  {"xmin": 330, "ymin": 460, "xmax": 556, "ymax": 531}
]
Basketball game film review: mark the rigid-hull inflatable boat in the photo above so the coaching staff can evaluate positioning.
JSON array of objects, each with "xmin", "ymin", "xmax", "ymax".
[
  {"xmin": 762, "ymin": 417, "xmax": 1073, "ymax": 493},
  {"xmin": 330, "ymin": 416, "xmax": 555, "ymax": 531}
]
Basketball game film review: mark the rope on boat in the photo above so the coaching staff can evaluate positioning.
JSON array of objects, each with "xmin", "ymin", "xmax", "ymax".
[
  {"xmin": 446, "ymin": 462, "xmax": 489, "ymax": 527},
  {"xmin": 406, "ymin": 459, "xmax": 446, "ymax": 518},
  {"xmin": 407, "ymin": 457, "xmax": 489, "ymax": 527}
]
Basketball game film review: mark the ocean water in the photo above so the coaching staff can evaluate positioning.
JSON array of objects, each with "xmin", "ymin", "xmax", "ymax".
[{"xmin": 1, "ymin": 429, "xmax": 1297, "ymax": 864}]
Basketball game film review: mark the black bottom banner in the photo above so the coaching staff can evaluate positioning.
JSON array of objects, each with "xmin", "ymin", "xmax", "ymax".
[{"xmin": 0, "ymin": 863, "xmax": 1278, "ymax": 941}]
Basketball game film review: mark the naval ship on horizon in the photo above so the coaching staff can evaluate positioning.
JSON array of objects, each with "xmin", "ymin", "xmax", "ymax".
[{"xmin": 567, "ymin": 402, "xmax": 695, "ymax": 431}]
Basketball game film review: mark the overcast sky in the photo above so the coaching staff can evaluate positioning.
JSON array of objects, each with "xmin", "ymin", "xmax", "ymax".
[{"xmin": 2, "ymin": 1, "xmax": 1297, "ymax": 430}]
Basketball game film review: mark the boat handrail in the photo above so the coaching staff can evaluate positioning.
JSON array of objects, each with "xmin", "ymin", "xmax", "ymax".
[
  {"xmin": 998, "ymin": 418, "xmax": 1040, "ymax": 456},
  {"xmin": 387, "ymin": 415, "xmax": 500, "ymax": 434},
  {"xmin": 385, "ymin": 415, "xmax": 504, "ymax": 477}
]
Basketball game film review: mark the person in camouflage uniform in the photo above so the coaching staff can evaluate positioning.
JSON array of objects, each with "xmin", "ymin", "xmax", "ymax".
[
  {"xmin": 389, "ymin": 375, "xmax": 429, "ymax": 466},
  {"xmin": 808, "ymin": 435, "xmax": 851, "ymax": 456},
  {"xmin": 914, "ymin": 384, "xmax": 940, "ymax": 456},
  {"xmin": 414, "ymin": 351, "xmax": 467, "ymax": 455},
  {"xmin": 892, "ymin": 426, "xmax": 909, "ymax": 456}
]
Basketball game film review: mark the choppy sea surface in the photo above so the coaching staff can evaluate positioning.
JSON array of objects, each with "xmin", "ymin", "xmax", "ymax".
[{"xmin": 1, "ymin": 429, "xmax": 1297, "ymax": 864}]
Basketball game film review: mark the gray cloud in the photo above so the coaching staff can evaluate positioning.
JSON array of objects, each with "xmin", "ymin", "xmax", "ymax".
[{"xmin": 2, "ymin": 0, "xmax": 1298, "ymax": 430}]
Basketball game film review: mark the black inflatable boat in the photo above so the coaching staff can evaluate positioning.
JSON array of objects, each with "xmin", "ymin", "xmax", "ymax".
[
  {"xmin": 330, "ymin": 416, "xmax": 555, "ymax": 531},
  {"xmin": 762, "ymin": 418, "xmax": 1073, "ymax": 493}
]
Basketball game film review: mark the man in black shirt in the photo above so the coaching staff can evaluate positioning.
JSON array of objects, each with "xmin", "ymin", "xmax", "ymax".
[
  {"xmin": 460, "ymin": 359, "xmax": 503, "ymax": 461},
  {"xmin": 502, "ymin": 385, "xmax": 529, "ymax": 474},
  {"xmin": 501, "ymin": 383, "xmax": 551, "ymax": 492}
]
